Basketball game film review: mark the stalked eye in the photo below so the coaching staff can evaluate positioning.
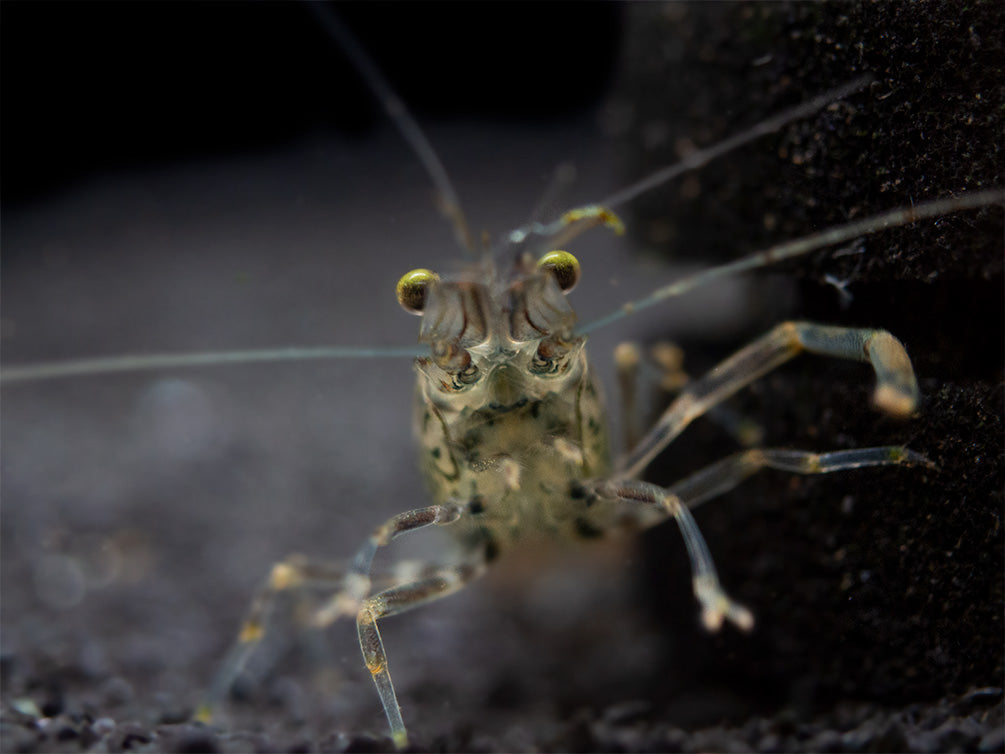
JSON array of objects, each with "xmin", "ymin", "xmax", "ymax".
[
  {"xmin": 395, "ymin": 268, "xmax": 439, "ymax": 314},
  {"xmin": 536, "ymin": 250, "xmax": 580, "ymax": 293}
]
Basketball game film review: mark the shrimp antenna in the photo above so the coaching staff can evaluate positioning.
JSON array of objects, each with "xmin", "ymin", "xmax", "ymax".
[
  {"xmin": 579, "ymin": 188, "xmax": 1005, "ymax": 335},
  {"xmin": 508, "ymin": 76, "xmax": 876, "ymax": 252},
  {"xmin": 599, "ymin": 76, "xmax": 873, "ymax": 210},
  {"xmin": 0, "ymin": 345, "xmax": 426, "ymax": 386},
  {"xmin": 306, "ymin": 3, "xmax": 474, "ymax": 253}
]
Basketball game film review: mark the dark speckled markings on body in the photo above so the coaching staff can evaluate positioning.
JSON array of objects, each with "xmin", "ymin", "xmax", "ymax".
[{"xmin": 415, "ymin": 326, "xmax": 613, "ymax": 552}]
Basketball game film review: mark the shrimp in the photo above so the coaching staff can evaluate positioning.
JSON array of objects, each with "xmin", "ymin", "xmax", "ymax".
[{"xmin": 2, "ymin": 2, "xmax": 1002, "ymax": 751}]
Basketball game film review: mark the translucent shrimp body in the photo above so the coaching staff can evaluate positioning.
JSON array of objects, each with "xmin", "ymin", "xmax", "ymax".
[{"xmin": 410, "ymin": 253, "xmax": 611, "ymax": 555}]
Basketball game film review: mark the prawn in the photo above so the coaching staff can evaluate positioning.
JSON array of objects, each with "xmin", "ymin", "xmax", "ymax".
[{"xmin": 3, "ymin": 2, "xmax": 1000, "ymax": 751}]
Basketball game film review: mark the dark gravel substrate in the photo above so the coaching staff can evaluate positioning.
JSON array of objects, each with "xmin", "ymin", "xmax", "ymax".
[{"xmin": 3, "ymin": 689, "xmax": 1003, "ymax": 753}]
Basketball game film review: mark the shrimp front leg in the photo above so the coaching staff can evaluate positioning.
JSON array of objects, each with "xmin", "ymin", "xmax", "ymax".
[
  {"xmin": 312, "ymin": 502, "xmax": 465, "ymax": 625},
  {"xmin": 201, "ymin": 502, "xmax": 470, "ymax": 745},
  {"xmin": 358, "ymin": 558, "xmax": 487, "ymax": 749},
  {"xmin": 580, "ymin": 446, "xmax": 929, "ymax": 631},
  {"xmin": 578, "ymin": 478, "xmax": 754, "ymax": 632},
  {"xmin": 199, "ymin": 554, "xmax": 447, "ymax": 723},
  {"xmin": 315, "ymin": 501, "xmax": 483, "ymax": 749},
  {"xmin": 619, "ymin": 322, "xmax": 919, "ymax": 478}
]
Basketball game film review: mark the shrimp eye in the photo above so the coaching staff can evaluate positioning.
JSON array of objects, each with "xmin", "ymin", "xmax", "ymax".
[
  {"xmin": 537, "ymin": 250, "xmax": 581, "ymax": 293},
  {"xmin": 396, "ymin": 268, "xmax": 439, "ymax": 314}
]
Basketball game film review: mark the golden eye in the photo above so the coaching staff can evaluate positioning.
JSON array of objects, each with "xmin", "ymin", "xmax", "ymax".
[
  {"xmin": 536, "ymin": 250, "xmax": 580, "ymax": 293},
  {"xmin": 395, "ymin": 268, "xmax": 439, "ymax": 314}
]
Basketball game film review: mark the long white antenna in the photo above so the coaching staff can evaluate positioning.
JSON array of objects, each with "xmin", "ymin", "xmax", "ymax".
[
  {"xmin": 507, "ymin": 76, "xmax": 874, "ymax": 251},
  {"xmin": 305, "ymin": 3, "xmax": 473, "ymax": 252},
  {"xmin": 0, "ymin": 345, "xmax": 425, "ymax": 385},
  {"xmin": 598, "ymin": 76, "xmax": 873, "ymax": 210},
  {"xmin": 579, "ymin": 188, "xmax": 1005, "ymax": 334}
]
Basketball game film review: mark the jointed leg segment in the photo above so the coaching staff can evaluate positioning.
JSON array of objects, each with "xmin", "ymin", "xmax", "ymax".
[
  {"xmin": 584, "ymin": 477, "xmax": 754, "ymax": 631},
  {"xmin": 357, "ymin": 559, "xmax": 486, "ymax": 748},
  {"xmin": 583, "ymin": 445, "xmax": 928, "ymax": 632},
  {"xmin": 310, "ymin": 502, "xmax": 476, "ymax": 748},
  {"xmin": 313, "ymin": 502, "xmax": 464, "ymax": 626},
  {"xmin": 201, "ymin": 502, "xmax": 473, "ymax": 749},
  {"xmin": 615, "ymin": 340, "xmax": 763, "ymax": 450},
  {"xmin": 669, "ymin": 445, "xmax": 931, "ymax": 511},
  {"xmin": 615, "ymin": 342, "xmax": 643, "ymax": 452},
  {"xmin": 619, "ymin": 321, "xmax": 919, "ymax": 478}
]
